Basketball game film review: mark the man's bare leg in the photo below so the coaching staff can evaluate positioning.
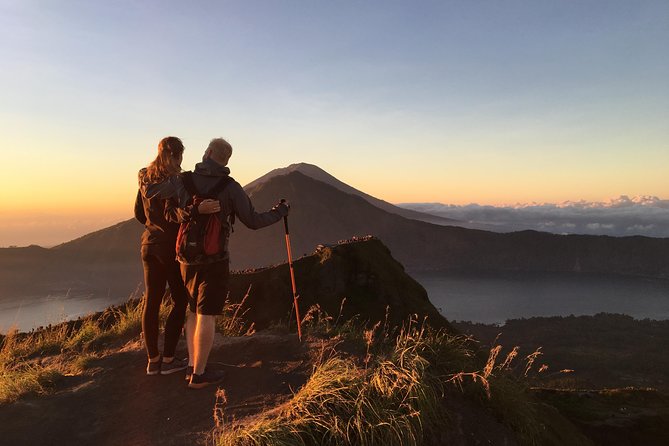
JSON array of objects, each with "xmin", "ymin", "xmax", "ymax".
[{"xmin": 193, "ymin": 314, "xmax": 216, "ymax": 375}]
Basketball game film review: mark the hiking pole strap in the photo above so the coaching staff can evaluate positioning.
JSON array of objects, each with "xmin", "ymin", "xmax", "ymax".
[{"xmin": 280, "ymin": 199, "xmax": 289, "ymax": 234}]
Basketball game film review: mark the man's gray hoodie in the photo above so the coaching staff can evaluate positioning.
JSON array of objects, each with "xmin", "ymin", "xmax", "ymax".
[{"xmin": 164, "ymin": 157, "xmax": 288, "ymax": 265}]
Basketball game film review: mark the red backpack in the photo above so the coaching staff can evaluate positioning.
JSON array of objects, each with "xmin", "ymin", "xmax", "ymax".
[{"xmin": 176, "ymin": 172, "xmax": 235, "ymax": 262}]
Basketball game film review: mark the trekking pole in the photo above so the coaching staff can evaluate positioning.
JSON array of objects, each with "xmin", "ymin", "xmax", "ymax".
[{"xmin": 281, "ymin": 199, "xmax": 302, "ymax": 342}]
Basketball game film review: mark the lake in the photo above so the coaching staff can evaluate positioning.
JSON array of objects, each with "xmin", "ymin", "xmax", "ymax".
[
  {"xmin": 2, "ymin": 271, "xmax": 669, "ymax": 332},
  {"xmin": 0, "ymin": 293, "xmax": 130, "ymax": 333},
  {"xmin": 412, "ymin": 271, "xmax": 669, "ymax": 324}
]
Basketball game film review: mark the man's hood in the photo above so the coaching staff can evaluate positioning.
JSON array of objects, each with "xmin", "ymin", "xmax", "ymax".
[{"xmin": 194, "ymin": 157, "xmax": 231, "ymax": 177}]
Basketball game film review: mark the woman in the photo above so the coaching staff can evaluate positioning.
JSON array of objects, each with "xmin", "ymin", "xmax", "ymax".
[{"xmin": 134, "ymin": 136, "xmax": 217, "ymax": 375}]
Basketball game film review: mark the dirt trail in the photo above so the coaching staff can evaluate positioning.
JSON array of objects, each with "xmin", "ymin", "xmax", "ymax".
[{"xmin": 0, "ymin": 331, "xmax": 310, "ymax": 446}]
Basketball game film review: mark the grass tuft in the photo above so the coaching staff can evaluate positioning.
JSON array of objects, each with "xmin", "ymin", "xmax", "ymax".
[
  {"xmin": 217, "ymin": 287, "xmax": 256, "ymax": 337},
  {"xmin": 215, "ymin": 311, "xmax": 590, "ymax": 446},
  {"xmin": 215, "ymin": 320, "xmax": 460, "ymax": 446}
]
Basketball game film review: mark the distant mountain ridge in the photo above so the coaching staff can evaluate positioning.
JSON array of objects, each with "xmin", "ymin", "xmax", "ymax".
[{"xmin": 1, "ymin": 164, "xmax": 668, "ymax": 302}]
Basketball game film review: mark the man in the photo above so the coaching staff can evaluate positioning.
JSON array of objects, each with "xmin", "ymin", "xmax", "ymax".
[{"xmin": 170, "ymin": 137, "xmax": 289, "ymax": 388}]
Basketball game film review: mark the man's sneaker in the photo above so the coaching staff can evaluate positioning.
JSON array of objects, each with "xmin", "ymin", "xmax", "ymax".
[
  {"xmin": 160, "ymin": 357, "xmax": 188, "ymax": 375},
  {"xmin": 188, "ymin": 369, "xmax": 225, "ymax": 389},
  {"xmin": 146, "ymin": 357, "xmax": 161, "ymax": 376},
  {"xmin": 185, "ymin": 366, "xmax": 194, "ymax": 382}
]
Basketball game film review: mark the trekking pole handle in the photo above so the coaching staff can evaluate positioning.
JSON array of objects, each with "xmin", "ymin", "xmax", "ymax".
[{"xmin": 280, "ymin": 199, "xmax": 289, "ymax": 234}]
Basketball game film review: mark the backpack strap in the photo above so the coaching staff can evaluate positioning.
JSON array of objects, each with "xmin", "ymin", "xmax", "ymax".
[
  {"xmin": 210, "ymin": 176, "xmax": 236, "ymax": 232},
  {"xmin": 209, "ymin": 176, "xmax": 234, "ymax": 197},
  {"xmin": 181, "ymin": 171, "xmax": 198, "ymax": 197}
]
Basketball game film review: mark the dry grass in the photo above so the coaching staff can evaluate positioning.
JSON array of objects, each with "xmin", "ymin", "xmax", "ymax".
[
  {"xmin": 217, "ymin": 286, "xmax": 256, "ymax": 337},
  {"xmin": 0, "ymin": 295, "xmax": 145, "ymax": 404},
  {"xmin": 215, "ymin": 318, "xmax": 465, "ymax": 446},
  {"xmin": 214, "ymin": 309, "xmax": 585, "ymax": 446}
]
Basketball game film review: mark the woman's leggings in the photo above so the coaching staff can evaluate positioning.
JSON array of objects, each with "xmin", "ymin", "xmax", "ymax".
[{"xmin": 141, "ymin": 244, "xmax": 189, "ymax": 359}]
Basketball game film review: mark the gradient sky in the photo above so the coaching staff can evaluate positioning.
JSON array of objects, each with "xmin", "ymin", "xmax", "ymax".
[{"xmin": 1, "ymin": 0, "xmax": 668, "ymax": 247}]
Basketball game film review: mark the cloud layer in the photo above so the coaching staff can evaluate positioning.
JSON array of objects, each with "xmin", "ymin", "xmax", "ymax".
[{"xmin": 399, "ymin": 196, "xmax": 669, "ymax": 238}]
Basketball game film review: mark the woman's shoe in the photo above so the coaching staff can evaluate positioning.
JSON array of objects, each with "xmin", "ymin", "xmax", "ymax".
[
  {"xmin": 146, "ymin": 357, "xmax": 162, "ymax": 375},
  {"xmin": 160, "ymin": 357, "xmax": 188, "ymax": 375}
]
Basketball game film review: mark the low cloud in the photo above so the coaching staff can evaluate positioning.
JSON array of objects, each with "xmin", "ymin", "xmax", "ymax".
[{"xmin": 399, "ymin": 196, "xmax": 669, "ymax": 238}]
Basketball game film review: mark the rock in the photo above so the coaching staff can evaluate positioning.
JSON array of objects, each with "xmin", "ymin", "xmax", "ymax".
[{"xmin": 228, "ymin": 238, "xmax": 451, "ymax": 331}]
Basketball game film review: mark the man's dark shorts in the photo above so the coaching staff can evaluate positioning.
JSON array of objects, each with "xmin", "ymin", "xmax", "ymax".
[{"xmin": 180, "ymin": 260, "xmax": 229, "ymax": 315}]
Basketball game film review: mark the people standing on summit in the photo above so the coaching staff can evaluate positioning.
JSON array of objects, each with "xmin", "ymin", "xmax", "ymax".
[
  {"xmin": 134, "ymin": 136, "xmax": 219, "ymax": 376},
  {"xmin": 168, "ymin": 137, "xmax": 290, "ymax": 389}
]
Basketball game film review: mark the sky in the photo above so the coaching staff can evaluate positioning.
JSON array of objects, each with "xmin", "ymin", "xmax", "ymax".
[{"xmin": 0, "ymin": 0, "xmax": 667, "ymax": 247}]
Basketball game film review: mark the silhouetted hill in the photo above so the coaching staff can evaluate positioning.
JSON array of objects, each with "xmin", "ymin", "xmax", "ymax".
[
  {"xmin": 244, "ymin": 162, "xmax": 457, "ymax": 225},
  {"xmin": 52, "ymin": 220, "xmax": 141, "ymax": 261},
  {"xmin": 0, "ymin": 222, "xmax": 144, "ymax": 298}
]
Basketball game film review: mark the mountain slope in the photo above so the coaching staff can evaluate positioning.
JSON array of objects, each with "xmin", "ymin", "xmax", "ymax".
[
  {"xmin": 231, "ymin": 171, "xmax": 669, "ymax": 277},
  {"xmin": 0, "ymin": 222, "xmax": 144, "ymax": 298},
  {"xmin": 244, "ymin": 162, "xmax": 457, "ymax": 225}
]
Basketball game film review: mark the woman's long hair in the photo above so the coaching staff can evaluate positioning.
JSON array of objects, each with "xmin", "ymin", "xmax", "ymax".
[{"xmin": 142, "ymin": 136, "xmax": 184, "ymax": 184}]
